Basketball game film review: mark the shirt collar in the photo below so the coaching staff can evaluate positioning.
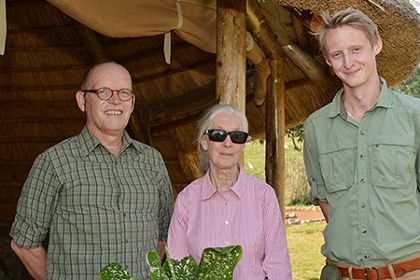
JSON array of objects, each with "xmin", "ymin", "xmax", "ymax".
[
  {"xmin": 201, "ymin": 164, "xmax": 247, "ymax": 200},
  {"xmin": 328, "ymin": 76, "xmax": 392, "ymax": 120},
  {"xmin": 79, "ymin": 125, "xmax": 144, "ymax": 157}
]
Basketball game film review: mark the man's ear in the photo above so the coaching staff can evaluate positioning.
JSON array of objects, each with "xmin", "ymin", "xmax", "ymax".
[
  {"xmin": 76, "ymin": 91, "xmax": 86, "ymax": 112},
  {"xmin": 374, "ymin": 36, "xmax": 383, "ymax": 56}
]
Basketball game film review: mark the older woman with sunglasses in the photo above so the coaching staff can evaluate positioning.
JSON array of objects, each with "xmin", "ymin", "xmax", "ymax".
[{"xmin": 167, "ymin": 104, "xmax": 292, "ymax": 279}]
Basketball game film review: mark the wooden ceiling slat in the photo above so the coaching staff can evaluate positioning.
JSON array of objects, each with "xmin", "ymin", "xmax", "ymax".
[{"xmin": 7, "ymin": 25, "xmax": 76, "ymax": 34}]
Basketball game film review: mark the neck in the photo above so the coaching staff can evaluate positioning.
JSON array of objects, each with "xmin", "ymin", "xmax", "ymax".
[
  {"xmin": 89, "ymin": 126, "xmax": 124, "ymax": 156},
  {"xmin": 343, "ymin": 77, "xmax": 382, "ymax": 123},
  {"xmin": 209, "ymin": 165, "xmax": 239, "ymax": 193}
]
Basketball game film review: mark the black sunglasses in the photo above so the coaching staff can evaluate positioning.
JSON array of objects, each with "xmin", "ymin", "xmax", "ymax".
[{"xmin": 205, "ymin": 129, "xmax": 249, "ymax": 144}]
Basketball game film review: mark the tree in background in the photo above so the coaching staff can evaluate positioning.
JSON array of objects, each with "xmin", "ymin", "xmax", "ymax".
[
  {"xmin": 391, "ymin": 65, "xmax": 420, "ymax": 98},
  {"xmin": 285, "ymin": 124, "xmax": 304, "ymax": 151}
]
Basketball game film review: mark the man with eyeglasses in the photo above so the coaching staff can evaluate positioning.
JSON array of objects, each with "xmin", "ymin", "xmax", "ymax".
[{"xmin": 9, "ymin": 61, "xmax": 174, "ymax": 280}]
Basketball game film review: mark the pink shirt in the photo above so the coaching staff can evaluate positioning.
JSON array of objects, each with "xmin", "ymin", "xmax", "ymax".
[{"xmin": 168, "ymin": 165, "xmax": 292, "ymax": 279}]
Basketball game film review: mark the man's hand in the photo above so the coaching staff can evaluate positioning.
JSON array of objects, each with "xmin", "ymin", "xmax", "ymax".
[{"xmin": 318, "ymin": 200, "xmax": 329, "ymax": 223}]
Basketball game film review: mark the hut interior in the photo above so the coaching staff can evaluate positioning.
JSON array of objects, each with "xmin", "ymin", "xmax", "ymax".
[{"xmin": 0, "ymin": 0, "xmax": 420, "ymax": 277}]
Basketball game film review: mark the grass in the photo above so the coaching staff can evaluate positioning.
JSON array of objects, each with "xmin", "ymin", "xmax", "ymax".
[
  {"xmin": 244, "ymin": 138, "xmax": 325, "ymax": 280},
  {"xmin": 286, "ymin": 222, "xmax": 325, "ymax": 280},
  {"xmin": 244, "ymin": 137, "xmax": 311, "ymax": 205}
]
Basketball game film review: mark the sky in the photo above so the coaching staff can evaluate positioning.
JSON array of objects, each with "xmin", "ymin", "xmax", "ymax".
[{"xmin": 411, "ymin": 0, "xmax": 420, "ymax": 13}]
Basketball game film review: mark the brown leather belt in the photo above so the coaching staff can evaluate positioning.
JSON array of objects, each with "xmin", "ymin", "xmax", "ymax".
[{"xmin": 337, "ymin": 256, "xmax": 420, "ymax": 279}]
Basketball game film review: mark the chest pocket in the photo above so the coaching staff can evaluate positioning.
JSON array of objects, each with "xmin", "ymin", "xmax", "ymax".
[
  {"xmin": 369, "ymin": 135, "xmax": 416, "ymax": 188},
  {"xmin": 318, "ymin": 142, "xmax": 356, "ymax": 193}
]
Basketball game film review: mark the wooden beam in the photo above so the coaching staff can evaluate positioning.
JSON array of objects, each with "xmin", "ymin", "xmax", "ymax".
[
  {"xmin": 247, "ymin": 0, "xmax": 287, "ymax": 219},
  {"xmin": 216, "ymin": 0, "xmax": 247, "ymax": 112},
  {"xmin": 150, "ymin": 112, "xmax": 203, "ymax": 135},
  {"xmin": 266, "ymin": 58, "xmax": 286, "ymax": 220},
  {"xmin": 281, "ymin": 43, "xmax": 332, "ymax": 91},
  {"xmin": 133, "ymin": 57, "xmax": 215, "ymax": 84},
  {"xmin": 1, "ymin": 101, "xmax": 79, "ymax": 107},
  {"xmin": 0, "ymin": 182, "xmax": 24, "ymax": 187},
  {"xmin": 0, "ymin": 118, "xmax": 82, "ymax": 124},
  {"xmin": 118, "ymin": 41, "xmax": 196, "ymax": 65},
  {"xmin": 74, "ymin": 20, "xmax": 109, "ymax": 63},
  {"xmin": 0, "ymin": 138, "xmax": 64, "ymax": 143},
  {"xmin": 0, "ymin": 65, "xmax": 87, "ymax": 73},
  {"xmin": 127, "ymin": 112, "xmax": 151, "ymax": 145},
  {"xmin": 5, "ymin": 46, "xmax": 87, "ymax": 52},
  {"xmin": 7, "ymin": 25, "xmax": 76, "ymax": 34},
  {"xmin": 149, "ymin": 83, "xmax": 216, "ymax": 120},
  {"xmin": 0, "ymin": 160, "xmax": 34, "ymax": 166},
  {"xmin": 246, "ymin": 0, "xmax": 284, "ymax": 60}
]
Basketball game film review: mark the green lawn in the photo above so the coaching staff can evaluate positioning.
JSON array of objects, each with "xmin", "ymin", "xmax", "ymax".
[{"xmin": 286, "ymin": 222, "xmax": 325, "ymax": 280}]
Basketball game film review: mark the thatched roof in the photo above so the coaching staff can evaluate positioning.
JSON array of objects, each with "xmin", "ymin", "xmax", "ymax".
[{"xmin": 0, "ymin": 0, "xmax": 419, "ymax": 237}]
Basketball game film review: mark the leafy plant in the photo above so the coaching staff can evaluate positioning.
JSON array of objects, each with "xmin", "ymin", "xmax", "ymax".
[{"xmin": 99, "ymin": 245, "xmax": 242, "ymax": 280}]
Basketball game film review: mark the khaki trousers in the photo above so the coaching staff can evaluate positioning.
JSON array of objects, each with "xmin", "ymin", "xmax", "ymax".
[{"xmin": 326, "ymin": 254, "xmax": 420, "ymax": 280}]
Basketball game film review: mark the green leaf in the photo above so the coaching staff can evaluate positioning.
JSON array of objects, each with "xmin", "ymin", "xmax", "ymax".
[
  {"xmin": 147, "ymin": 251, "xmax": 162, "ymax": 271},
  {"xmin": 99, "ymin": 245, "xmax": 242, "ymax": 280},
  {"xmin": 195, "ymin": 245, "xmax": 242, "ymax": 280},
  {"xmin": 99, "ymin": 262, "xmax": 134, "ymax": 280},
  {"xmin": 168, "ymin": 256, "xmax": 198, "ymax": 280}
]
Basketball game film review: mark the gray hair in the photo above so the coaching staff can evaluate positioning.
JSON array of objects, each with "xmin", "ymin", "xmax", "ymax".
[{"xmin": 195, "ymin": 104, "xmax": 249, "ymax": 173}]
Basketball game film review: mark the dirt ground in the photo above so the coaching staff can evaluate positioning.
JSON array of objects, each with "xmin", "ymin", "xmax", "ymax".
[{"xmin": 285, "ymin": 207, "xmax": 325, "ymax": 221}]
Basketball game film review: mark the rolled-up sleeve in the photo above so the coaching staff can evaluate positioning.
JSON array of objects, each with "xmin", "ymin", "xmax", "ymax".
[{"xmin": 10, "ymin": 153, "xmax": 60, "ymax": 248}]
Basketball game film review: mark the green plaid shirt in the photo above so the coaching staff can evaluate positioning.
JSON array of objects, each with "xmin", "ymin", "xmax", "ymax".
[{"xmin": 10, "ymin": 126, "xmax": 174, "ymax": 279}]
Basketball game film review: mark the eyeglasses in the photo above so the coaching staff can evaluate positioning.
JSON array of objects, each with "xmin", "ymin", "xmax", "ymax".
[
  {"xmin": 83, "ymin": 87, "xmax": 134, "ymax": 101},
  {"xmin": 205, "ymin": 129, "xmax": 249, "ymax": 144}
]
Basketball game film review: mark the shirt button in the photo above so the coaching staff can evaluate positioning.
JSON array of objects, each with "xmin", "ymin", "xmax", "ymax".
[
  {"xmin": 361, "ymin": 203, "xmax": 366, "ymax": 208},
  {"xmin": 365, "ymin": 255, "xmax": 370, "ymax": 259},
  {"xmin": 124, "ymin": 265, "xmax": 129, "ymax": 270},
  {"xmin": 360, "ymin": 178, "xmax": 366, "ymax": 184},
  {"xmin": 360, "ymin": 154, "xmax": 365, "ymax": 159},
  {"xmin": 123, "ymin": 213, "xmax": 127, "ymax": 217},
  {"xmin": 224, "ymin": 202, "xmax": 228, "ymax": 205},
  {"xmin": 362, "ymin": 229, "xmax": 367, "ymax": 233},
  {"xmin": 226, "ymin": 241, "xmax": 230, "ymax": 245},
  {"xmin": 360, "ymin": 131, "xmax": 365, "ymax": 136},
  {"xmin": 225, "ymin": 221, "xmax": 229, "ymax": 224},
  {"xmin": 124, "ymin": 239, "xmax": 128, "ymax": 243}
]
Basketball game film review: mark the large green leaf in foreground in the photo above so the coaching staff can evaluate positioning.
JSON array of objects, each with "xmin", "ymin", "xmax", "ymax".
[{"xmin": 99, "ymin": 245, "xmax": 242, "ymax": 280}]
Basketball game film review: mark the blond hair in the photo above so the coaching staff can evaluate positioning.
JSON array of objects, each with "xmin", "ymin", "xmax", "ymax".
[{"xmin": 313, "ymin": 7, "xmax": 379, "ymax": 55}]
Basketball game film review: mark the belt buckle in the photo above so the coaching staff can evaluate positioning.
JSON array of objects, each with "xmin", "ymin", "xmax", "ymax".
[{"xmin": 364, "ymin": 267, "xmax": 380, "ymax": 280}]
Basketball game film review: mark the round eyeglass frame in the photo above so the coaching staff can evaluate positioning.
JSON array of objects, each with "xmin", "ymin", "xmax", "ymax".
[{"xmin": 83, "ymin": 87, "xmax": 134, "ymax": 101}]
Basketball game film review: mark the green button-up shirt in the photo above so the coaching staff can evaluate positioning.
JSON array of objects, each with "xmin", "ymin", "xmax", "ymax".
[
  {"xmin": 304, "ymin": 77, "xmax": 420, "ymax": 266},
  {"xmin": 10, "ymin": 126, "xmax": 174, "ymax": 279}
]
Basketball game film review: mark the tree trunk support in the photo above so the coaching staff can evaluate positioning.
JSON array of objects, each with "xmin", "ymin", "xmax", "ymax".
[
  {"xmin": 247, "ymin": 0, "xmax": 287, "ymax": 219},
  {"xmin": 266, "ymin": 58, "xmax": 286, "ymax": 220},
  {"xmin": 216, "ymin": 0, "xmax": 246, "ymax": 113}
]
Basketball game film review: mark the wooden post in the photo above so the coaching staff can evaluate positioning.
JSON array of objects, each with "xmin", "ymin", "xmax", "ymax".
[
  {"xmin": 266, "ymin": 58, "xmax": 286, "ymax": 220},
  {"xmin": 216, "ymin": 0, "xmax": 246, "ymax": 113}
]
